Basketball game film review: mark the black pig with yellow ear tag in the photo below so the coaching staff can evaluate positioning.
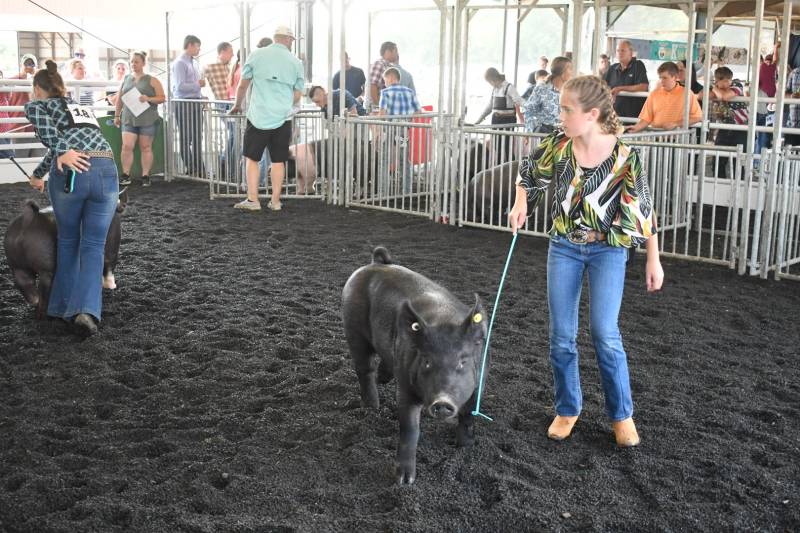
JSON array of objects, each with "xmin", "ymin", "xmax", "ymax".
[{"xmin": 342, "ymin": 247, "xmax": 489, "ymax": 485}]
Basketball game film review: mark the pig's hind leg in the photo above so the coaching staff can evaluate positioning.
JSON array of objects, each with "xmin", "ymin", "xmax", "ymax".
[
  {"xmin": 103, "ymin": 263, "xmax": 117, "ymax": 289},
  {"xmin": 347, "ymin": 335, "xmax": 381, "ymax": 408},
  {"xmin": 12, "ymin": 269, "xmax": 39, "ymax": 307}
]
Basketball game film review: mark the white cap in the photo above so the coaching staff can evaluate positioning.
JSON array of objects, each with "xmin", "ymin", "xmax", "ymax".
[
  {"xmin": 274, "ymin": 25, "xmax": 295, "ymax": 39},
  {"xmin": 21, "ymin": 54, "xmax": 38, "ymax": 68}
]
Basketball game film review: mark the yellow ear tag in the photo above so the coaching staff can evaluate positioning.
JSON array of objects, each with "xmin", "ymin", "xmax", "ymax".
[{"xmin": 473, "ymin": 313, "xmax": 483, "ymax": 324}]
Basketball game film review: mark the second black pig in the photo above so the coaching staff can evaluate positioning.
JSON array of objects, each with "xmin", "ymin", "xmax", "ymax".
[{"xmin": 3, "ymin": 189, "xmax": 127, "ymax": 318}]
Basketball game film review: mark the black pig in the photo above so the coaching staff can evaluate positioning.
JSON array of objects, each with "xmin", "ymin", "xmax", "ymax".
[
  {"xmin": 342, "ymin": 247, "xmax": 487, "ymax": 484},
  {"xmin": 3, "ymin": 190, "xmax": 127, "ymax": 319}
]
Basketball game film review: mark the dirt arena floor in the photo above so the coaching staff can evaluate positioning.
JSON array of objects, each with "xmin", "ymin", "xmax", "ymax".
[{"xmin": 1, "ymin": 179, "xmax": 798, "ymax": 532}]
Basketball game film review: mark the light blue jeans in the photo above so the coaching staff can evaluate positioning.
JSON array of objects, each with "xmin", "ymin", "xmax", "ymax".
[
  {"xmin": 546, "ymin": 234, "xmax": 633, "ymax": 421},
  {"xmin": 47, "ymin": 157, "xmax": 119, "ymax": 321}
]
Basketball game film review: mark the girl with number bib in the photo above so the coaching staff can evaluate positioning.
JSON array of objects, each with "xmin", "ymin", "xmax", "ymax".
[
  {"xmin": 508, "ymin": 76, "xmax": 664, "ymax": 447},
  {"xmin": 24, "ymin": 60, "xmax": 119, "ymax": 337}
]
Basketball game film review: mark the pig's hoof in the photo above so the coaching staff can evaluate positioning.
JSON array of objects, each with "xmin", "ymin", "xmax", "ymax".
[
  {"xmin": 361, "ymin": 393, "xmax": 379, "ymax": 409},
  {"xmin": 396, "ymin": 464, "xmax": 416, "ymax": 485},
  {"xmin": 103, "ymin": 274, "xmax": 117, "ymax": 289},
  {"xmin": 456, "ymin": 428, "xmax": 475, "ymax": 448}
]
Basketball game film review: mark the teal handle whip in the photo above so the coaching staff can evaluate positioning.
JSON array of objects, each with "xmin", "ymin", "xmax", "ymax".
[{"xmin": 472, "ymin": 231, "xmax": 519, "ymax": 421}]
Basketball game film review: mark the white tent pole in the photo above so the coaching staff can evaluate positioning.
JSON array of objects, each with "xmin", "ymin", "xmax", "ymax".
[
  {"xmin": 571, "ymin": 0, "xmax": 584, "ymax": 72},
  {"xmin": 772, "ymin": 0, "xmax": 794, "ymax": 152},
  {"xmin": 683, "ymin": 0, "xmax": 697, "ymax": 129},
  {"xmin": 339, "ymin": 0, "xmax": 347, "ymax": 119},
  {"xmin": 592, "ymin": 0, "xmax": 607, "ymax": 74},
  {"xmin": 746, "ymin": 0, "xmax": 765, "ymax": 155},
  {"xmin": 513, "ymin": 1, "xmax": 521, "ymax": 87},
  {"xmin": 165, "ymin": 10, "xmax": 173, "ymax": 181},
  {"xmin": 435, "ymin": 0, "xmax": 449, "ymax": 113},
  {"xmin": 699, "ymin": 0, "xmax": 713, "ymax": 154},
  {"xmin": 460, "ymin": 6, "xmax": 472, "ymax": 120},
  {"xmin": 452, "ymin": 0, "xmax": 466, "ymax": 117}
]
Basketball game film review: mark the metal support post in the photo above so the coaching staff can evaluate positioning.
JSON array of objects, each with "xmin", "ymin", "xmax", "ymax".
[
  {"xmin": 571, "ymin": 0, "xmax": 584, "ymax": 72},
  {"xmin": 745, "ymin": 0, "xmax": 765, "ymax": 155}
]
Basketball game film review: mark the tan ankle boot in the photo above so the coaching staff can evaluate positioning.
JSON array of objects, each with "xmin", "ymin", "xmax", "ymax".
[
  {"xmin": 547, "ymin": 415, "xmax": 578, "ymax": 441},
  {"xmin": 612, "ymin": 418, "xmax": 640, "ymax": 447}
]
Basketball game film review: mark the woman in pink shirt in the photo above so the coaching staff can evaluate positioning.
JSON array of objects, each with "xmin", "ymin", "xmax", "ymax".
[{"xmin": 227, "ymin": 50, "xmax": 241, "ymax": 100}]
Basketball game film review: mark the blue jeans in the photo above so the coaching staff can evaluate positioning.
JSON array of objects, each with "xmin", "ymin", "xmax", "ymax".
[
  {"xmin": 546, "ymin": 234, "xmax": 633, "ymax": 421},
  {"xmin": 47, "ymin": 158, "xmax": 119, "ymax": 322},
  {"xmin": 755, "ymin": 113, "xmax": 772, "ymax": 159}
]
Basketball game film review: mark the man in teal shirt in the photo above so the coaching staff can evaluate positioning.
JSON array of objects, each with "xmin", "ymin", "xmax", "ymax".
[{"xmin": 231, "ymin": 25, "xmax": 304, "ymax": 211}]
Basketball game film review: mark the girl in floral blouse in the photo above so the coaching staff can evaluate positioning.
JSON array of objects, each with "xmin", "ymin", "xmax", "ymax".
[{"xmin": 509, "ymin": 75, "xmax": 664, "ymax": 447}]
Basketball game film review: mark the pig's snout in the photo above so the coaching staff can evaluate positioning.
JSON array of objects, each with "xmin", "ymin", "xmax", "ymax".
[{"xmin": 429, "ymin": 398, "xmax": 457, "ymax": 420}]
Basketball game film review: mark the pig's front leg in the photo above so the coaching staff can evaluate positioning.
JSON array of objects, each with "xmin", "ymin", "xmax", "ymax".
[
  {"xmin": 36, "ymin": 272, "xmax": 53, "ymax": 320},
  {"xmin": 396, "ymin": 393, "xmax": 422, "ymax": 485},
  {"xmin": 456, "ymin": 391, "xmax": 477, "ymax": 447}
]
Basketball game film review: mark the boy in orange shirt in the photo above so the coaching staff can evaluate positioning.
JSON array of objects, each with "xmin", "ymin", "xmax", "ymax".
[{"xmin": 626, "ymin": 61, "xmax": 703, "ymax": 132}]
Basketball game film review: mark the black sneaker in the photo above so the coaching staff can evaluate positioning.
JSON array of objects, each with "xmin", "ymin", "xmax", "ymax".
[
  {"xmin": 119, "ymin": 174, "xmax": 132, "ymax": 186},
  {"xmin": 141, "ymin": 175, "xmax": 151, "ymax": 187}
]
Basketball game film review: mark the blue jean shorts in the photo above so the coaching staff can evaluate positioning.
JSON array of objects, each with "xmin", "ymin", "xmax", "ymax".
[{"xmin": 122, "ymin": 123, "xmax": 157, "ymax": 137}]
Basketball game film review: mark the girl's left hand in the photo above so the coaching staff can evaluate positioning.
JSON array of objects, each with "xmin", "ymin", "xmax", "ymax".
[
  {"xmin": 29, "ymin": 175, "xmax": 45, "ymax": 192},
  {"xmin": 138, "ymin": 95, "xmax": 149, "ymax": 103},
  {"xmin": 646, "ymin": 259, "xmax": 664, "ymax": 292}
]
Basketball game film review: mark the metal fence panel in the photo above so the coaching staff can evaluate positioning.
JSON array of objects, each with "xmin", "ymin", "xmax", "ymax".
[
  {"xmin": 344, "ymin": 115, "xmax": 441, "ymax": 219},
  {"xmin": 202, "ymin": 108, "xmax": 328, "ymax": 200}
]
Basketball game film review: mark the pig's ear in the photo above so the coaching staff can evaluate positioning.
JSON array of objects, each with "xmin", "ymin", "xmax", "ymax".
[
  {"xmin": 401, "ymin": 301, "xmax": 427, "ymax": 333},
  {"xmin": 465, "ymin": 294, "xmax": 487, "ymax": 334}
]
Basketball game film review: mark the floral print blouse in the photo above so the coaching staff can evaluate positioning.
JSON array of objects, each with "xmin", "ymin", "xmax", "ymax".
[
  {"xmin": 522, "ymin": 82, "xmax": 560, "ymax": 132},
  {"xmin": 516, "ymin": 131, "xmax": 657, "ymax": 248}
]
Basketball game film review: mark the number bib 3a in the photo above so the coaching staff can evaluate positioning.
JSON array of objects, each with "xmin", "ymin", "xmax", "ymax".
[{"xmin": 63, "ymin": 100, "xmax": 100, "ymax": 129}]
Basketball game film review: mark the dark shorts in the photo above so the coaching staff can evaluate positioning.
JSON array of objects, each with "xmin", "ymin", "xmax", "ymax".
[{"xmin": 243, "ymin": 120, "xmax": 292, "ymax": 163}]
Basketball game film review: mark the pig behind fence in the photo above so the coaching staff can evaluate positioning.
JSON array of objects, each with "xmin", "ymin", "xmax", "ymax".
[
  {"xmin": 342, "ymin": 247, "xmax": 488, "ymax": 484},
  {"xmin": 3, "ymin": 190, "xmax": 127, "ymax": 319}
]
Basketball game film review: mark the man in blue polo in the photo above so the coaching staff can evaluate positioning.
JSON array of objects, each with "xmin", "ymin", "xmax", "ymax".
[{"xmin": 230, "ymin": 25, "xmax": 304, "ymax": 211}]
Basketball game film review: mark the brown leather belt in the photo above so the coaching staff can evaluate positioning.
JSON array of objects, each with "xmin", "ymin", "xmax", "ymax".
[{"xmin": 566, "ymin": 227, "xmax": 606, "ymax": 244}]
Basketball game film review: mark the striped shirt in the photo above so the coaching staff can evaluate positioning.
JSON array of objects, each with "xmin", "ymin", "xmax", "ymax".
[
  {"xmin": 516, "ymin": 132, "xmax": 657, "ymax": 248},
  {"xmin": 379, "ymin": 84, "xmax": 421, "ymax": 116},
  {"xmin": 23, "ymin": 97, "xmax": 111, "ymax": 178}
]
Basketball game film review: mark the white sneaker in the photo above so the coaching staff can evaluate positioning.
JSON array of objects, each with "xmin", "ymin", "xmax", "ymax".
[
  {"xmin": 267, "ymin": 201, "xmax": 282, "ymax": 211},
  {"xmin": 234, "ymin": 199, "xmax": 261, "ymax": 211}
]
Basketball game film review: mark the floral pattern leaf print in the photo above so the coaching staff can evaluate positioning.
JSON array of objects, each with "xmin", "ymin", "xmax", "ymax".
[{"xmin": 517, "ymin": 131, "xmax": 657, "ymax": 248}]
